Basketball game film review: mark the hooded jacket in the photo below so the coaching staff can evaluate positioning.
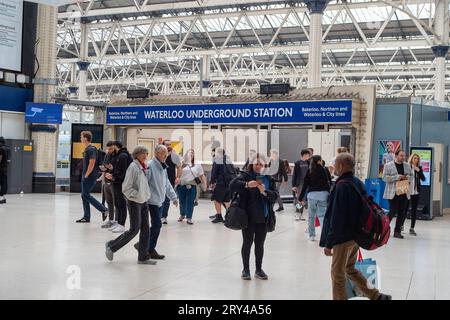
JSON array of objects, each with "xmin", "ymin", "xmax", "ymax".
[
  {"xmin": 112, "ymin": 148, "xmax": 132, "ymax": 185},
  {"xmin": 147, "ymin": 158, "xmax": 178, "ymax": 207}
]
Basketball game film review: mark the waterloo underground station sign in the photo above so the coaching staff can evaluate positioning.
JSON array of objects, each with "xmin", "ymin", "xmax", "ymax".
[{"xmin": 106, "ymin": 100, "xmax": 353, "ymax": 125}]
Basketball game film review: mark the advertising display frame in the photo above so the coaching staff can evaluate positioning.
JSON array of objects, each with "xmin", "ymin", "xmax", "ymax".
[{"xmin": 409, "ymin": 146, "xmax": 434, "ymax": 220}]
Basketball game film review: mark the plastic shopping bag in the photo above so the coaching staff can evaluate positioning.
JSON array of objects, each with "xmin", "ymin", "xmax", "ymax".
[{"xmin": 346, "ymin": 250, "xmax": 380, "ymax": 299}]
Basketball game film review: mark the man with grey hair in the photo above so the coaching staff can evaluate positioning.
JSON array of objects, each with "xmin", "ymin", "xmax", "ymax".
[
  {"xmin": 320, "ymin": 153, "xmax": 391, "ymax": 300},
  {"xmin": 134, "ymin": 144, "xmax": 178, "ymax": 260}
]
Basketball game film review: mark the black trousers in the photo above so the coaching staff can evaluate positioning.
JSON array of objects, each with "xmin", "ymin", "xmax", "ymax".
[
  {"xmin": 109, "ymin": 200, "xmax": 150, "ymax": 261},
  {"xmin": 241, "ymin": 223, "xmax": 267, "ymax": 271},
  {"xmin": 113, "ymin": 183, "xmax": 127, "ymax": 226},
  {"xmin": 0, "ymin": 172, "xmax": 7, "ymax": 196},
  {"xmin": 409, "ymin": 194, "xmax": 420, "ymax": 229},
  {"xmin": 388, "ymin": 194, "xmax": 408, "ymax": 233}
]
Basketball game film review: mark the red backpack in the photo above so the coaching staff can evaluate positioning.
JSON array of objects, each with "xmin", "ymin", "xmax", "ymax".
[{"xmin": 340, "ymin": 180, "xmax": 391, "ymax": 250}]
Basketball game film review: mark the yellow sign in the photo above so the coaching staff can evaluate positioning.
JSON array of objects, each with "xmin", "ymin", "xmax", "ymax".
[
  {"xmin": 72, "ymin": 143, "xmax": 102, "ymax": 159},
  {"xmin": 24, "ymin": 145, "xmax": 33, "ymax": 152},
  {"xmin": 172, "ymin": 141, "xmax": 183, "ymax": 156}
]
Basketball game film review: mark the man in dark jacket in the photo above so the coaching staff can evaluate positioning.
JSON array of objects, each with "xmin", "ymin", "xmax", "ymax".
[
  {"xmin": 268, "ymin": 149, "xmax": 288, "ymax": 212},
  {"xmin": 320, "ymin": 153, "xmax": 391, "ymax": 300},
  {"xmin": 292, "ymin": 149, "xmax": 311, "ymax": 219},
  {"xmin": 106, "ymin": 141, "xmax": 132, "ymax": 233},
  {"xmin": 210, "ymin": 148, "xmax": 234, "ymax": 223},
  {"xmin": 0, "ymin": 137, "xmax": 10, "ymax": 204}
]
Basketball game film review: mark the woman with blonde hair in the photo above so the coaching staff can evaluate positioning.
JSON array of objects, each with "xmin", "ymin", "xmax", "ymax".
[
  {"xmin": 408, "ymin": 153, "xmax": 425, "ymax": 236},
  {"xmin": 177, "ymin": 149, "xmax": 207, "ymax": 224}
]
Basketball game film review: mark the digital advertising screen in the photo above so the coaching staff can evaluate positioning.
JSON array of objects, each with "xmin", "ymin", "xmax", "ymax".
[
  {"xmin": 410, "ymin": 147, "xmax": 433, "ymax": 187},
  {"xmin": 0, "ymin": 0, "xmax": 23, "ymax": 71}
]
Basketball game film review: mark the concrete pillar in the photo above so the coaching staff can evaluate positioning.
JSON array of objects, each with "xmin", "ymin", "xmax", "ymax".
[
  {"xmin": 77, "ymin": 23, "xmax": 90, "ymax": 100},
  {"xmin": 304, "ymin": 0, "xmax": 329, "ymax": 88},
  {"xmin": 200, "ymin": 55, "xmax": 211, "ymax": 96},
  {"xmin": 432, "ymin": 0, "xmax": 449, "ymax": 102},
  {"xmin": 32, "ymin": 4, "xmax": 58, "ymax": 192}
]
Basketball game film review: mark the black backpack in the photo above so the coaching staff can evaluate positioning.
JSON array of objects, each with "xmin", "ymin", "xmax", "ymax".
[
  {"xmin": 223, "ymin": 156, "xmax": 238, "ymax": 184},
  {"xmin": 96, "ymin": 149, "xmax": 106, "ymax": 169}
]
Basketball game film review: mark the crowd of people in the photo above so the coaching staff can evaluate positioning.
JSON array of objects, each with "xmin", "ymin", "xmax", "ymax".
[{"xmin": 76, "ymin": 129, "xmax": 429, "ymax": 300}]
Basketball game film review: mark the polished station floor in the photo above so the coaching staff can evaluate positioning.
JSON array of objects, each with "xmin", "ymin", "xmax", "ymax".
[{"xmin": 0, "ymin": 193, "xmax": 449, "ymax": 300}]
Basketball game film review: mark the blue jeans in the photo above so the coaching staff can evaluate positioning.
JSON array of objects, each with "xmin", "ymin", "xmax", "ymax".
[
  {"xmin": 148, "ymin": 204, "xmax": 162, "ymax": 252},
  {"xmin": 159, "ymin": 196, "xmax": 171, "ymax": 219},
  {"xmin": 307, "ymin": 197, "xmax": 328, "ymax": 237},
  {"xmin": 81, "ymin": 176, "xmax": 106, "ymax": 220},
  {"xmin": 178, "ymin": 185, "xmax": 196, "ymax": 219}
]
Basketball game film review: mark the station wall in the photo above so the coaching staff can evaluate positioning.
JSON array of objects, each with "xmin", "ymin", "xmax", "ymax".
[{"xmin": 370, "ymin": 99, "xmax": 450, "ymax": 210}]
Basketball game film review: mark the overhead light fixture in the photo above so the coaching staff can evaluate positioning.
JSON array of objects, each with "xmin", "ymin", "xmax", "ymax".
[
  {"xmin": 4, "ymin": 72, "xmax": 15, "ymax": 83},
  {"xmin": 16, "ymin": 74, "xmax": 26, "ymax": 84}
]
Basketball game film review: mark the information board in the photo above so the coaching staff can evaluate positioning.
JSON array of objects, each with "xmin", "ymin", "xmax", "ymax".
[{"xmin": 0, "ymin": 0, "xmax": 23, "ymax": 71}]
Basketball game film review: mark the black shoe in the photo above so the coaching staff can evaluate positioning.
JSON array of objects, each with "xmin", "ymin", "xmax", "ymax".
[
  {"xmin": 0, "ymin": 199, "xmax": 6, "ymax": 204},
  {"xmin": 394, "ymin": 232, "xmax": 404, "ymax": 239},
  {"xmin": 150, "ymin": 250, "xmax": 165, "ymax": 260},
  {"xmin": 377, "ymin": 293, "xmax": 392, "ymax": 300},
  {"xmin": 409, "ymin": 228, "xmax": 417, "ymax": 236},
  {"xmin": 241, "ymin": 269, "xmax": 251, "ymax": 280},
  {"xmin": 211, "ymin": 215, "xmax": 224, "ymax": 223},
  {"xmin": 275, "ymin": 207, "xmax": 284, "ymax": 212},
  {"xmin": 102, "ymin": 210, "xmax": 108, "ymax": 222},
  {"xmin": 209, "ymin": 215, "xmax": 217, "ymax": 219},
  {"xmin": 255, "ymin": 269, "xmax": 268, "ymax": 280},
  {"xmin": 76, "ymin": 218, "xmax": 90, "ymax": 223}
]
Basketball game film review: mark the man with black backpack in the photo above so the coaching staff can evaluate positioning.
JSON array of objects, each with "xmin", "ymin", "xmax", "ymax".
[
  {"xmin": 76, "ymin": 131, "xmax": 109, "ymax": 223},
  {"xmin": 0, "ymin": 137, "xmax": 10, "ymax": 204},
  {"xmin": 105, "ymin": 141, "xmax": 133, "ymax": 233},
  {"xmin": 320, "ymin": 153, "xmax": 391, "ymax": 300}
]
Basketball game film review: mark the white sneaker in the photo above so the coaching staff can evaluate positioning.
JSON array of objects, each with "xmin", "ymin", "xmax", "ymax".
[
  {"xmin": 308, "ymin": 236, "xmax": 315, "ymax": 241},
  {"xmin": 161, "ymin": 217, "xmax": 168, "ymax": 225},
  {"xmin": 112, "ymin": 224, "xmax": 126, "ymax": 233},
  {"xmin": 101, "ymin": 220, "xmax": 113, "ymax": 229},
  {"xmin": 108, "ymin": 222, "xmax": 119, "ymax": 231},
  {"xmin": 295, "ymin": 213, "xmax": 301, "ymax": 221}
]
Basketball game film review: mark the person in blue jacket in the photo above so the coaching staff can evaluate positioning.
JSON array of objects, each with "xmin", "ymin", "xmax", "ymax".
[{"xmin": 320, "ymin": 153, "xmax": 391, "ymax": 300}]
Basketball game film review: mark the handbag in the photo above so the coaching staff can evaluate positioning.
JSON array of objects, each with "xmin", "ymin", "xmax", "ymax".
[
  {"xmin": 266, "ymin": 208, "xmax": 276, "ymax": 232},
  {"xmin": 395, "ymin": 179, "xmax": 409, "ymax": 196},
  {"xmin": 224, "ymin": 193, "xmax": 248, "ymax": 230},
  {"xmin": 188, "ymin": 164, "xmax": 202, "ymax": 185}
]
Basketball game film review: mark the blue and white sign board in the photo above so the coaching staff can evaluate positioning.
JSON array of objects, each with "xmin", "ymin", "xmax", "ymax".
[
  {"xmin": 106, "ymin": 100, "xmax": 352, "ymax": 125},
  {"xmin": 25, "ymin": 102, "xmax": 63, "ymax": 124}
]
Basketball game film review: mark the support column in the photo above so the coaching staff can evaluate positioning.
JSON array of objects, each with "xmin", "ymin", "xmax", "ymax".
[
  {"xmin": 200, "ymin": 55, "xmax": 211, "ymax": 96},
  {"xmin": 432, "ymin": 0, "xmax": 449, "ymax": 102},
  {"xmin": 304, "ymin": 0, "xmax": 329, "ymax": 88},
  {"xmin": 77, "ymin": 22, "xmax": 90, "ymax": 100},
  {"xmin": 32, "ymin": 4, "xmax": 58, "ymax": 193}
]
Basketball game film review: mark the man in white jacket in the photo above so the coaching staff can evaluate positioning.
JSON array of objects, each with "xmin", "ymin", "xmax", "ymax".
[
  {"xmin": 135, "ymin": 144, "xmax": 178, "ymax": 260},
  {"xmin": 105, "ymin": 146, "xmax": 155, "ymax": 264}
]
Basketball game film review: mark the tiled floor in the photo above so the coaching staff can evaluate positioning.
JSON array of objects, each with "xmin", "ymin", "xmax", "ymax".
[{"xmin": 0, "ymin": 193, "xmax": 449, "ymax": 300}]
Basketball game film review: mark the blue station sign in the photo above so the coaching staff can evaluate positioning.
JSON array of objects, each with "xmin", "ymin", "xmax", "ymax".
[
  {"xmin": 106, "ymin": 100, "xmax": 353, "ymax": 125},
  {"xmin": 25, "ymin": 102, "xmax": 63, "ymax": 124}
]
